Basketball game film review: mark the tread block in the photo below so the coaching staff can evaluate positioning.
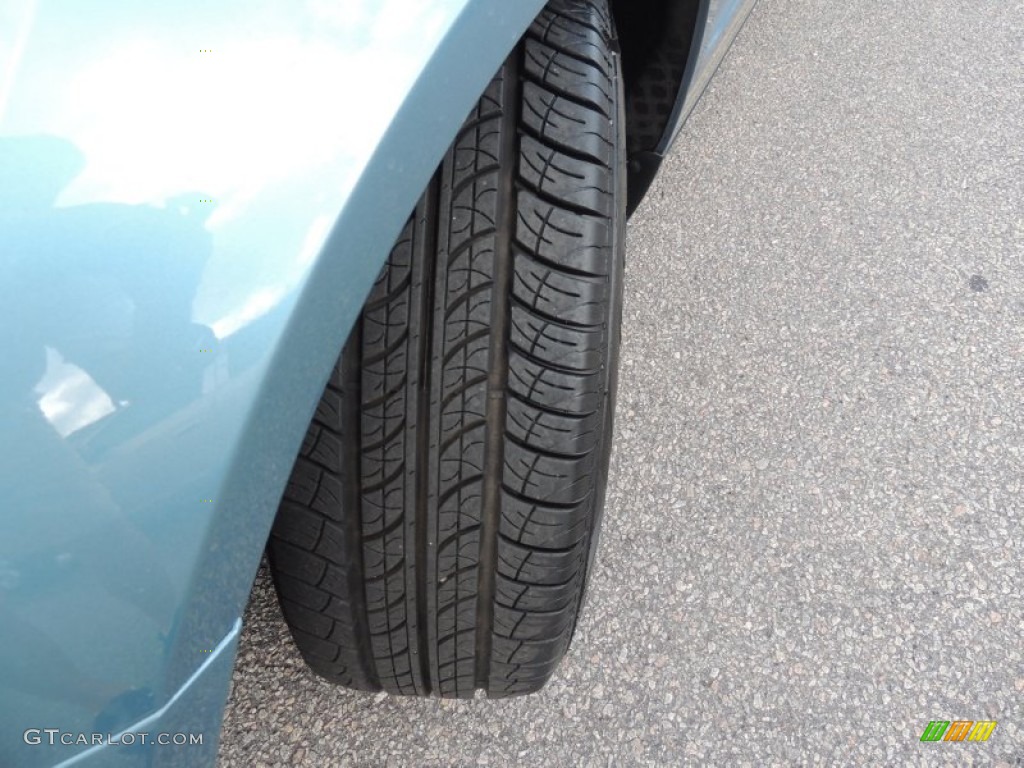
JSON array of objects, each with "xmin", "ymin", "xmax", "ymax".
[
  {"xmin": 523, "ymin": 37, "xmax": 614, "ymax": 118},
  {"xmin": 516, "ymin": 189, "xmax": 612, "ymax": 276},
  {"xmin": 510, "ymin": 303, "xmax": 607, "ymax": 373},
  {"xmin": 518, "ymin": 133, "xmax": 613, "ymax": 217},
  {"xmin": 497, "ymin": 535, "xmax": 589, "ymax": 586},
  {"xmin": 500, "ymin": 492, "xmax": 593, "ymax": 550},
  {"xmin": 506, "ymin": 393, "xmax": 602, "ymax": 454},
  {"xmin": 512, "ymin": 249, "xmax": 610, "ymax": 327},
  {"xmin": 522, "ymin": 80, "xmax": 614, "ymax": 166},
  {"xmin": 508, "ymin": 351, "xmax": 604, "ymax": 415},
  {"xmin": 503, "ymin": 439, "xmax": 597, "ymax": 504}
]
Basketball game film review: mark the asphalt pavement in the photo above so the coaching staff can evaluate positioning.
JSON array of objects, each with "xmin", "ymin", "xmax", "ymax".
[{"xmin": 220, "ymin": 0, "xmax": 1023, "ymax": 764}]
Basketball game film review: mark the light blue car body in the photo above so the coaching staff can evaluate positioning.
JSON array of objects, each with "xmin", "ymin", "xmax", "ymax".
[{"xmin": 0, "ymin": 1, "xmax": 754, "ymax": 764}]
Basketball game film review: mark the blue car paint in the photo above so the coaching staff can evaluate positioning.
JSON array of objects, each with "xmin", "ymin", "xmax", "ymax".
[
  {"xmin": 664, "ymin": 0, "xmax": 759, "ymax": 151},
  {"xmin": 0, "ymin": 1, "xmax": 753, "ymax": 765},
  {"xmin": 1, "ymin": 1, "xmax": 546, "ymax": 764}
]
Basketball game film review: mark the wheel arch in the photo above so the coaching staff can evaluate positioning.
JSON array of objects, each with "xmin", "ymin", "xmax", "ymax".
[{"xmin": 610, "ymin": 0, "xmax": 710, "ymax": 213}]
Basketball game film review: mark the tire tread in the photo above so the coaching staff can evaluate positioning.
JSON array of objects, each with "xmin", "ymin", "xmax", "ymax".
[{"xmin": 268, "ymin": 0, "xmax": 623, "ymax": 699}]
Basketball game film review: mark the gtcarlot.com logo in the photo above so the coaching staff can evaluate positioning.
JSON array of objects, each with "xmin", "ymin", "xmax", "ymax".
[{"xmin": 24, "ymin": 729, "xmax": 203, "ymax": 747}]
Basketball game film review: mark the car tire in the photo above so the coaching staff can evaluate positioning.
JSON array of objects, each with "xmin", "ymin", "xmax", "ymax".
[{"xmin": 268, "ymin": 0, "xmax": 625, "ymax": 698}]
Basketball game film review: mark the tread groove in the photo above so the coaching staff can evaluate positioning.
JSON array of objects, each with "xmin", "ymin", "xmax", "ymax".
[
  {"xmin": 414, "ymin": 178, "xmax": 440, "ymax": 696},
  {"xmin": 474, "ymin": 51, "xmax": 520, "ymax": 691}
]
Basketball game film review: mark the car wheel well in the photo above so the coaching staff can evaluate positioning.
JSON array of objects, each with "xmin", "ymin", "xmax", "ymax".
[{"xmin": 610, "ymin": 0, "xmax": 703, "ymax": 211}]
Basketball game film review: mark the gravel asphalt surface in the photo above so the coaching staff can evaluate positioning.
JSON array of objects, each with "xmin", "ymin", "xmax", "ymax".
[{"xmin": 220, "ymin": 0, "xmax": 1023, "ymax": 764}]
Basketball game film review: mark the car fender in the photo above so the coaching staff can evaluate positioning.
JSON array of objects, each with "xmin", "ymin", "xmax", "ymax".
[{"xmin": 0, "ymin": 1, "xmax": 545, "ymax": 765}]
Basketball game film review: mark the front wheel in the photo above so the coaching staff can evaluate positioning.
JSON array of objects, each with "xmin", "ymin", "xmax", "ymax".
[{"xmin": 268, "ymin": 0, "xmax": 626, "ymax": 698}]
